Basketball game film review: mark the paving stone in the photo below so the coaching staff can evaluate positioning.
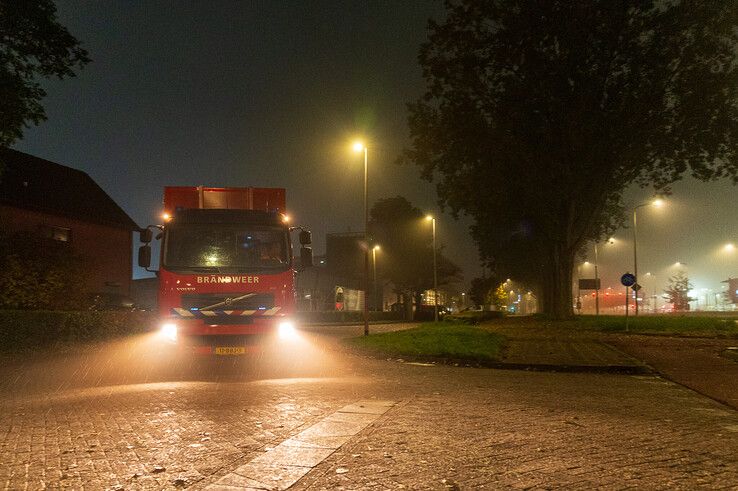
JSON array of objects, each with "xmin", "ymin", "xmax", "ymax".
[
  {"xmin": 337, "ymin": 400, "xmax": 396, "ymax": 415},
  {"xmin": 249, "ymin": 444, "xmax": 335, "ymax": 468},
  {"xmin": 231, "ymin": 462, "xmax": 312, "ymax": 490},
  {"xmin": 296, "ymin": 419, "xmax": 370, "ymax": 438},
  {"xmin": 209, "ymin": 470, "xmax": 271, "ymax": 489}
]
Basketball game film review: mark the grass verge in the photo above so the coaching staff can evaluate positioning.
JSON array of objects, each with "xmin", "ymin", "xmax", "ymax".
[{"xmin": 344, "ymin": 321, "xmax": 507, "ymax": 364}]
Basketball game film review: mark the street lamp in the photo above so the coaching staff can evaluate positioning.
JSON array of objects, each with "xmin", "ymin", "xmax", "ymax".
[
  {"xmin": 372, "ymin": 245, "xmax": 380, "ymax": 311},
  {"xmin": 632, "ymin": 198, "xmax": 664, "ymax": 315},
  {"xmin": 353, "ymin": 141, "xmax": 369, "ymax": 336},
  {"xmin": 425, "ymin": 215, "xmax": 438, "ymax": 322},
  {"xmin": 593, "ymin": 237, "xmax": 615, "ymax": 316}
]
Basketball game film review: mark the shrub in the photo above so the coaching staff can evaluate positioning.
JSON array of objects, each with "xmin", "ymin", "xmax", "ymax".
[{"xmin": 0, "ymin": 310, "xmax": 157, "ymax": 351}]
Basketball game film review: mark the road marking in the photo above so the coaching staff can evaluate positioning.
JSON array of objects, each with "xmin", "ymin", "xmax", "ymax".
[{"xmin": 206, "ymin": 399, "xmax": 395, "ymax": 490}]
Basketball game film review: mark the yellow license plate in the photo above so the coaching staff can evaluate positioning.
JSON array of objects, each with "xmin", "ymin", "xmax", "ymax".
[{"xmin": 214, "ymin": 346, "xmax": 246, "ymax": 355}]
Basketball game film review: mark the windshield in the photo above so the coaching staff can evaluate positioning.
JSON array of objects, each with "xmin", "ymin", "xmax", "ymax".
[{"xmin": 163, "ymin": 224, "xmax": 290, "ymax": 273}]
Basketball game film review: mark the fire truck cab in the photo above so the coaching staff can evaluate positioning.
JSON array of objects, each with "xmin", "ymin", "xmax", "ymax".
[{"xmin": 138, "ymin": 186, "xmax": 312, "ymax": 354}]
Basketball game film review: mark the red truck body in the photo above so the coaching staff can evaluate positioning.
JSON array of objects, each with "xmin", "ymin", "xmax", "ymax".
[{"xmin": 156, "ymin": 186, "xmax": 296, "ymax": 354}]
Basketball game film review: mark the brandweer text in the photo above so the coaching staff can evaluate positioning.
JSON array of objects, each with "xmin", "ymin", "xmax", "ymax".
[{"xmin": 196, "ymin": 276, "xmax": 260, "ymax": 284}]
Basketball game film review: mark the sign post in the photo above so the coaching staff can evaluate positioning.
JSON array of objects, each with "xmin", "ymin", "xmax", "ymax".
[{"xmin": 621, "ymin": 273, "xmax": 636, "ymax": 332}]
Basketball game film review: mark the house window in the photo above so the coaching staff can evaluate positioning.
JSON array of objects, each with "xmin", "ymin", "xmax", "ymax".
[{"xmin": 39, "ymin": 225, "xmax": 72, "ymax": 243}]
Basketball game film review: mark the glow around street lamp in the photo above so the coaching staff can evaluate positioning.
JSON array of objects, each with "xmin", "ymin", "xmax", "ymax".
[
  {"xmin": 724, "ymin": 243, "xmax": 735, "ymax": 252},
  {"xmin": 352, "ymin": 141, "xmax": 365, "ymax": 152}
]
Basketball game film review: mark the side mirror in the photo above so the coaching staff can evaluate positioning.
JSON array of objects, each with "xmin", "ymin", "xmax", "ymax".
[
  {"xmin": 299, "ymin": 230, "xmax": 312, "ymax": 245},
  {"xmin": 140, "ymin": 228, "xmax": 153, "ymax": 243},
  {"xmin": 138, "ymin": 245, "xmax": 152, "ymax": 269},
  {"xmin": 300, "ymin": 246, "xmax": 313, "ymax": 268}
]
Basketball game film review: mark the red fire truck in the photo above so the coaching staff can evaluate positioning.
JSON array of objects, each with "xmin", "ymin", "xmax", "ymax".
[{"xmin": 137, "ymin": 186, "xmax": 312, "ymax": 354}]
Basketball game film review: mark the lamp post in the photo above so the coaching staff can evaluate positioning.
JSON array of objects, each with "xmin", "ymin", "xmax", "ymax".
[
  {"xmin": 632, "ymin": 198, "xmax": 663, "ymax": 316},
  {"xmin": 593, "ymin": 237, "xmax": 615, "ymax": 316},
  {"xmin": 372, "ymin": 245, "xmax": 380, "ymax": 311},
  {"xmin": 353, "ymin": 141, "xmax": 369, "ymax": 336},
  {"xmin": 425, "ymin": 215, "xmax": 438, "ymax": 322}
]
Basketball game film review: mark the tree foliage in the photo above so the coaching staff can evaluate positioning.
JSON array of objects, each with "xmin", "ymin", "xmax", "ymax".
[
  {"xmin": 369, "ymin": 196, "xmax": 462, "ymax": 308},
  {"xmin": 663, "ymin": 272, "xmax": 693, "ymax": 312},
  {"xmin": 0, "ymin": 231, "xmax": 90, "ymax": 309},
  {"xmin": 403, "ymin": 0, "xmax": 738, "ymax": 318},
  {"xmin": 469, "ymin": 275, "xmax": 494, "ymax": 308},
  {"xmin": 0, "ymin": 0, "xmax": 90, "ymax": 146}
]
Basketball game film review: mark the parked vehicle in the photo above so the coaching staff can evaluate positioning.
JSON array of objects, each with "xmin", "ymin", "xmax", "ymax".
[
  {"xmin": 138, "ymin": 186, "xmax": 312, "ymax": 354},
  {"xmin": 88, "ymin": 293, "xmax": 135, "ymax": 311}
]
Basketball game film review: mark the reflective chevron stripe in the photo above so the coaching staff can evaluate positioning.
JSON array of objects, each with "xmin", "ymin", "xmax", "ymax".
[
  {"xmin": 171, "ymin": 307, "xmax": 282, "ymax": 318},
  {"xmin": 174, "ymin": 308, "xmax": 194, "ymax": 317}
]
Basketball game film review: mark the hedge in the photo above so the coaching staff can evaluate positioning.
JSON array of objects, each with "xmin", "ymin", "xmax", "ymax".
[
  {"xmin": 0, "ymin": 309, "xmax": 408, "ymax": 351},
  {"xmin": 297, "ymin": 310, "xmax": 405, "ymax": 324},
  {"xmin": 0, "ymin": 310, "xmax": 157, "ymax": 351},
  {"xmin": 445, "ymin": 310, "xmax": 505, "ymax": 324}
]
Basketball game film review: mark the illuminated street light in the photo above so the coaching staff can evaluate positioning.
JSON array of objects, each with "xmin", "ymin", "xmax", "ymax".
[
  {"xmin": 352, "ymin": 140, "xmax": 369, "ymax": 336},
  {"xmin": 725, "ymin": 243, "xmax": 736, "ymax": 253},
  {"xmin": 425, "ymin": 215, "xmax": 438, "ymax": 322},
  {"xmin": 372, "ymin": 245, "xmax": 380, "ymax": 311},
  {"xmin": 632, "ymin": 198, "xmax": 665, "ymax": 315}
]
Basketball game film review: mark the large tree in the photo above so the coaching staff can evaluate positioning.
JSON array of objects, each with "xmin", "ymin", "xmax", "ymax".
[
  {"xmin": 0, "ymin": 0, "xmax": 90, "ymax": 147},
  {"xmin": 403, "ymin": 0, "xmax": 738, "ymax": 318},
  {"xmin": 369, "ymin": 196, "xmax": 462, "ymax": 317}
]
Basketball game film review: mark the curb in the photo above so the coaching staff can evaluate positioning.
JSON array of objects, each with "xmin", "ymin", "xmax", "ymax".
[{"xmin": 355, "ymin": 352, "xmax": 653, "ymax": 375}]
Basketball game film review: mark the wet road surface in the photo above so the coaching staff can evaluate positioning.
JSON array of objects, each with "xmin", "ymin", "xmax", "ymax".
[{"xmin": 1, "ymin": 323, "xmax": 737, "ymax": 489}]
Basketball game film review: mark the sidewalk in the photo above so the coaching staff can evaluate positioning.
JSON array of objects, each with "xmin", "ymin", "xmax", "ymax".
[
  {"xmin": 608, "ymin": 334, "xmax": 738, "ymax": 410},
  {"xmin": 480, "ymin": 321, "xmax": 738, "ymax": 410},
  {"xmin": 481, "ymin": 323, "xmax": 649, "ymax": 374}
]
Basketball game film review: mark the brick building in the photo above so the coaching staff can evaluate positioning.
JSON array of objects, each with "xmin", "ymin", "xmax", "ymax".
[{"xmin": 0, "ymin": 148, "xmax": 138, "ymax": 296}]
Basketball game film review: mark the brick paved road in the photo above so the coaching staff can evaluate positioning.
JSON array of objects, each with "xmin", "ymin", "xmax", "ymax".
[{"xmin": 1, "ymin": 324, "xmax": 737, "ymax": 489}]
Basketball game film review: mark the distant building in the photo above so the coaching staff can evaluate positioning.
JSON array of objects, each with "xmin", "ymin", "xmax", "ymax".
[
  {"xmin": 724, "ymin": 277, "xmax": 738, "ymax": 307},
  {"xmin": 0, "ymin": 148, "xmax": 138, "ymax": 296},
  {"xmin": 325, "ymin": 232, "xmax": 364, "ymax": 289},
  {"xmin": 295, "ymin": 232, "xmax": 367, "ymax": 311}
]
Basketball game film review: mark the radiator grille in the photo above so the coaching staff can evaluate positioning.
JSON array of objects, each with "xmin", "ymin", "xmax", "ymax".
[{"xmin": 180, "ymin": 293, "xmax": 274, "ymax": 311}]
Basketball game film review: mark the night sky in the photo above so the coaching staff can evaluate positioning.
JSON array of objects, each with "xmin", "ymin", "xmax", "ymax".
[{"xmin": 13, "ymin": 1, "xmax": 738, "ymax": 299}]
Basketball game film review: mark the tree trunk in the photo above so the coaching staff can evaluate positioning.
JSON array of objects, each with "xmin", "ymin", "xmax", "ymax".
[
  {"xmin": 541, "ymin": 241, "xmax": 575, "ymax": 319},
  {"xmin": 413, "ymin": 291, "xmax": 423, "ymax": 320},
  {"xmin": 401, "ymin": 292, "xmax": 413, "ymax": 320}
]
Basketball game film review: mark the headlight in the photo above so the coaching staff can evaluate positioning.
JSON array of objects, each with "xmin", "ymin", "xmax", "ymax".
[
  {"xmin": 161, "ymin": 322, "xmax": 177, "ymax": 342},
  {"xmin": 278, "ymin": 320, "xmax": 298, "ymax": 341}
]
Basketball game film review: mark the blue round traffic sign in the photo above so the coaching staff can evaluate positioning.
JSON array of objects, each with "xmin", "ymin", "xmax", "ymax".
[{"xmin": 620, "ymin": 273, "xmax": 636, "ymax": 287}]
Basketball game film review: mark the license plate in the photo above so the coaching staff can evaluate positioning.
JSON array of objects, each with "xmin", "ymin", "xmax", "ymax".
[{"xmin": 214, "ymin": 346, "xmax": 246, "ymax": 355}]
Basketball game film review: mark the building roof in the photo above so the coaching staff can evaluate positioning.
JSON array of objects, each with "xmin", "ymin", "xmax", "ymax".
[{"xmin": 0, "ymin": 148, "xmax": 138, "ymax": 230}]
